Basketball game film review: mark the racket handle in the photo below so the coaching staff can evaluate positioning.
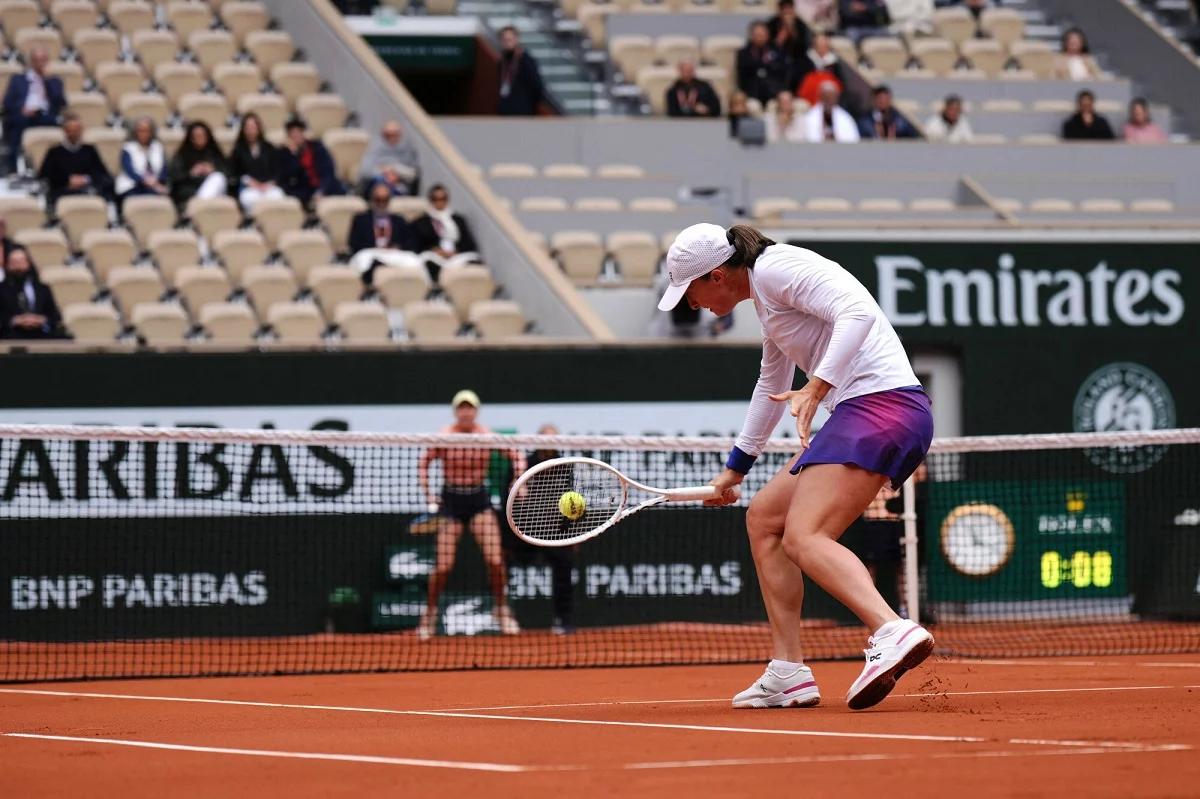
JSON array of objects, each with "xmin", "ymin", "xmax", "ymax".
[{"xmin": 665, "ymin": 485, "xmax": 723, "ymax": 502}]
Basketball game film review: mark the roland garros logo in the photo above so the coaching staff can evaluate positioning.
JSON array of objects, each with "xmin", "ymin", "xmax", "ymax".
[{"xmin": 1073, "ymin": 362, "xmax": 1176, "ymax": 474}]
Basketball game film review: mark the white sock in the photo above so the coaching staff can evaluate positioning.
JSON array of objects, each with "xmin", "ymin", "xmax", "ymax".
[
  {"xmin": 873, "ymin": 619, "xmax": 906, "ymax": 638},
  {"xmin": 768, "ymin": 658, "xmax": 806, "ymax": 676}
]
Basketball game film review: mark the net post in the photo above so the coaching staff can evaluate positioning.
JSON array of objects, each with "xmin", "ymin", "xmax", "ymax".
[{"xmin": 902, "ymin": 474, "xmax": 920, "ymax": 623}]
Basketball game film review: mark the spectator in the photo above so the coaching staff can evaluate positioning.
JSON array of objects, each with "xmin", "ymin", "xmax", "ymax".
[
  {"xmin": 804, "ymin": 80, "xmax": 860, "ymax": 141},
  {"xmin": 737, "ymin": 21, "xmax": 790, "ymax": 105},
  {"xmin": 1062, "ymin": 90, "xmax": 1115, "ymax": 141},
  {"xmin": 1123, "ymin": 98, "xmax": 1167, "ymax": 144},
  {"xmin": 728, "ymin": 90, "xmax": 753, "ymax": 138},
  {"xmin": 768, "ymin": 0, "xmax": 811, "ymax": 67},
  {"xmin": 360, "ymin": 119, "xmax": 419, "ymax": 196},
  {"xmin": 168, "ymin": 120, "xmax": 228, "ymax": 209},
  {"xmin": 115, "ymin": 117, "xmax": 168, "ymax": 208},
  {"xmin": 838, "ymin": 0, "xmax": 890, "ymax": 40},
  {"xmin": 794, "ymin": 0, "xmax": 840, "ymax": 32},
  {"xmin": 348, "ymin": 179, "xmax": 418, "ymax": 281},
  {"xmin": 924, "ymin": 94, "xmax": 974, "ymax": 143},
  {"xmin": 858, "ymin": 85, "xmax": 918, "ymax": 140},
  {"xmin": 497, "ymin": 26, "xmax": 545, "ymax": 116},
  {"xmin": 3, "ymin": 47, "xmax": 65, "ymax": 172},
  {"xmin": 229, "ymin": 112, "xmax": 285, "ymax": 213},
  {"xmin": 411, "ymin": 184, "xmax": 481, "ymax": 282},
  {"xmin": 279, "ymin": 117, "xmax": 342, "ymax": 206},
  {"xmin": 0, "ymin": 248, "xmax": 62, "ymax": 339},
  {"xmin": 796, "ymin": 33, "xmax": 845, "ymax": 105},
  {"xmin": 416, "ymin": 390, "xmax": 525, "ymax": 640},
  {"xmin": 39, "ymin": 114, "xmax": 113, "ymax": 207},
  {"xmin": 665, "ymin": 60, "xmax": 721, "ymax": 118},
  {"xmin": 0, "ymin": 216, "xmax": 21, "ymax": 282},
  {"xmin": 1054, "ymin": 28, "xmax": 1102, "ymax": 81},
  {"xmin": 766, "ymin": 91, "xmax": 806, "ymax": 143}
]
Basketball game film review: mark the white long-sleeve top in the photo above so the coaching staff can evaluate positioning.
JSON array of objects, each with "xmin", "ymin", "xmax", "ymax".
[{"xmin": 734, "ymin": 243, "xmax": 919, "ymax": 458}]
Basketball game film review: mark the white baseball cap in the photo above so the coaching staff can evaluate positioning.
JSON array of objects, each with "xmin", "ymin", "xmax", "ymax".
[{"xmin": 657, "ymin": 223, "xmax": 736, "ymax": 311}]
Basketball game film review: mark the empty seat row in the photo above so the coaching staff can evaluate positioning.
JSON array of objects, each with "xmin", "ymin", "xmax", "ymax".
[
  {"xmin": 751, "ymin": 197, "xmax": 960, "ymax": 217},
  {"xmin": 995, "ymin": 197, "xmax": 1177, "ymax": 213},
  {"xmin": 545, "ymin": 230, "xmax": 663, "ymax": 285},
  {"xmin": 516, "ymin": 196, "xmax": 679, "ymax": 213},
  {"xmin": 488, "ymin": 162, "xmax": 646, "ymax": 179},
  {"xmin": 859, "ymin": 37, "xmax": 1063, "ymax": 80}
]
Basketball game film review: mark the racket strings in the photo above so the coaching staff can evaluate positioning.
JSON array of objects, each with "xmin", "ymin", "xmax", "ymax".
[{"xmin": 509, "ymin": 462, "xmax": 625, "ymax": 543}]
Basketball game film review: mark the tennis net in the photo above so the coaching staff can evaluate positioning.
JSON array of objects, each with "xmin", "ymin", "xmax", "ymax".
[{"xmin": 1, "ymin": 424, "xmax": 1197, "ymax": 682}]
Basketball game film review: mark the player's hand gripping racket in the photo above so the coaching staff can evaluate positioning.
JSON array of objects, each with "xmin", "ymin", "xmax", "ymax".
[{"xmin": 506, "ymin": 456, "xmax": 738, "ymax": 547}]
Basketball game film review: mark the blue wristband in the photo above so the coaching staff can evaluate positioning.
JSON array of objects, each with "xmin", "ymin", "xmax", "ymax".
[{"xmin": 725, "ymin": 446, "xmax": 757, "ymax": 475}]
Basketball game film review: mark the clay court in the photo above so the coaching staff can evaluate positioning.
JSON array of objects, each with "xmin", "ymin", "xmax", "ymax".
[{"xmin": 3, "ymin": 654, "xmax": 1198, "ymax": 798}]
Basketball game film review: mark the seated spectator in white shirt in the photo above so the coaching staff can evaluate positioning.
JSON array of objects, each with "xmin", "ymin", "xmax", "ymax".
[
  {"xmin": 348, "ymin": 179, "xmax": 420, "ymax": 283},
  {"xmin": 1054, "ymin": 28, "xmax": 1102, "ymax": 81},
  {"xmin": 803, "ymin": 80, "xmax": 860, "ymax": 142},
  {"xmin": 115, "ymin": 116, "xmax": 168, "ymax": 208},
  {"xmin": 1122, "ymin": 98, "xmax": 1167, "ymax": 144},
  {"xmin": 766, "ymin": 91, "xmax": 806, "ymax": 142},
  {"xmin": 924, "ymin": 94, "xmax": 974, "ymax": 143},
  {"xmin": 2, "ymin": 46, "xmax": 65, "ymax": 172},
  {"xmin": 410, "ymin": 184, "xmax": 482, "ymax": 282},
  {"xmin": 665, "ymin": 60, "xmax": 722, "ymax": 118},
  {"xmin": 360, "ymin": 119, "xmax": 419, "ymax": 196}
]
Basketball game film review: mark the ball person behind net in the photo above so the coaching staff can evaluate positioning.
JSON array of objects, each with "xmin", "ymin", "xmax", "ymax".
[{"xmin": 658, "ymin": 223, "xmax": 934, "ymax": 711}]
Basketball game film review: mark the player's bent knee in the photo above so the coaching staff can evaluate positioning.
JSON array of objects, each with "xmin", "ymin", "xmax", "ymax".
[
  {"xmin": 745, "ymin": 499, "xmax": 783, "ymax": 539},
  {"xmin": 781, "ymin": 533, "xmax": 814, "ymax": 566}
]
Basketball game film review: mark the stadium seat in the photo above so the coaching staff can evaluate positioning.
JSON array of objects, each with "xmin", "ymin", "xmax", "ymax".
[
  {"xmin": 72, "ymin": 28, "xmax": 120, "ymax": 70},
  {"xmin": 154, "ymin": 62, "xmax": 206, "ymax": 107},
  {"xmin": 66, "ymin": 92, "xmax": 108, "ymax": 129},
  {"xmin": 315, "ymin": 195, "xmax": 367, "ymax": 253},
  {"xmin": 186, "ymin": 195, "xmax": 241, "ymax": 243},
  {"xmin": 859, "ymin": 198, "xmax": 904, "ymax": 212},
  {"xmin": 993, "ymin": 197, "xmax": 1023, "ymax": 213},
  {"xmin": 1080, "ymin": 198, "xmax": 1125, "ymax": 213},
  {"xmin": 636, "ymin": 65, "xmax": 675, "ymax": 115},
  {"xmin": 236, "ymin": 93, "xmax": 288, "ymax": 132},
  {"xmin": 373, "ymin": 262, "xmax": 430, "ymax": 308},
  {"xmin": 41, "ymin": 266, "xmax": 97, "ymax": 308},
  {"xmin": 807, "ymin": 197, "xmax": 853, "ymax": 211},
  {"xmin": 108, "ymin": 1, "xmax": 156, "ymax": 37},
  {"xmin": 21, "ymin": 126, "xmax": 63, "ymax": 173},
  {"xmin": 212, "ymin": 62, "xmax": 262, "ymax": 106},
  {"xmin": 552, "ymin": 231, "xmax": 605, "ymax": 280},
  {"xmin": 147, "ymin": 229, "xmax": 201, "ymax": 284},
  {"xmin": 0, "ymin": 196, "xmax": 47, "ymax": 233},
  {"xmin": 470, "ymin": 300, "xmax": 525, "ymax": 341},
  {"xmin": 175, "ymin": 266, "xmax": 233, "ymax": 315},
  {"xmin": 269, "ymin": 63, "xmax": 321, "ymax": 107},
  {"xmin": 932, "ymin": 6, "xmax": 977, "ymax": 45},
  {"xmin": 212, "ymin": 229, "xmax": 270, "ymax": 284},
  {"xmin": 596, "ymin": 163, "xmax": 645, "ymax": 179},
  {"xmin": 118, "ymin": 92, "xmax": 170, "ymax": 127},
  {"xmin": 46, "ymin": 60, "xmax": 85, "ymax": 94},
  {"xmin": 94, "ymin": 61, "xmax": 145, "ymax": 105},
  {"xmin": 178, "ymin": 91, "xmax": 230, "ymax": 129},
  {"xmin": 189, "ymin": 30, "xmax": 238, "ymax": 75},
  {"xmin": 629, "ymin": 197, "xmax": 677, "ymax": 212},
  {"xmin": 279, "ymin": 229, "xmax": 335, "ymax": 282},
  {"xmin": 245, "ymin": 30, "xmax": 296, "ymax": 74},
  {"xmin": 51, "ymin": 0, "xmax": 99, "ymax": 39},
  {"xmin": 519, "ymin": 196, "xmax": 569, "ymax": 212},
  {"xmin": 701, "ymin": 34, "xmax": 743, "ymax": 75},
  {"xmin": 55, "ymin": 195, "xmax": 108, "ymax": 250},
  {"xmin": 323, "ymin": 128, "xmax": 370, "ymax": 185},
  {"xmin": 980, "ymin": 8, "xmax": 1025, "ymax": 49},
  {"xmin": 243, "ymin": 265, "xmax": 300, "ymax": 319},
  {"xmin": 220, "ymin": 1, "xmax": 271, "ymax": 46},
  {"xmin": 166, "ymin": 0, "xmax": 214, "ymax": 40},
  {"xmin": 961, "ymin": 39, "xmax": 1008, "ymax": 77},
  {"xmin": 15, "ymin": 28, "xmax": 64, "ymax": 62},
  {"xmin": 981, "ymin": 98, "xmax": 1023, "ymax": 112},
  {"xmin": 387, "ymin": 196, "xmax": 428, "ymax": 222},
  {"xmin": 295, "ymin": 93, "xmax": 348, "ymax": 137},
  {"xmin": 606, "ymin": 230, "xmax": 659, "ymax": 286},
  {"xmin": 910, "ymin": 198, "xmax": 956, "ymax": 212},
  {"xmin": 213, "ymin": 125, "xmax": 238, "ymax": 154},
  {"xmin": 1010, "ymin": 40, "xmax": 1056, "ymax": 79},
  {"xmin": 200, "ymin": 302, "xmax": 258, "ymax": 344},
  {"xmin": 251, "ymin": 196, "xmax": 304, "ymax": 249},
  {"xmin": 655, "ymin": 35, "xmax": 701, "ymax": 68},
  {"xmin": 440, "ymin": 265, "xmax": 495, "ymax": 321},
  {"xmin": 334, "ymin": 302, "xmax": 390, "ymax": 342},
  {"xmin": 610, "ymin": 35, "xmax": 654, "ymax": 79},
  {"xmin": 267, "ymin": 301, "xmax": 325, "ymax": 343},
  {"xmin": 402, "ymin": 300, "xmax": 458, "ymax": 341},
  {"xmin": 751, "ymin": 197, "xmax": 801, "ymax": 220},
  {"xmin": 15, "ymin": 228, "xmax": 70, "ymax": 267},
  {"xmin": 424, "ymin": 0, "xmax": 457, "ymax": 13},
  {"xmin": 574, "ymin": 197, "xmax": 622, "ymax": 211},
  {"xmin": 122, "ymin": 195, "xmax": 177, "ymax": 250},
  {"xmin": 81, "ymin": 228, "xmax": 136, "ymax": 284},
  {"xmin": 306, "ymin": 266, "xmax": 362, "ymax": 321},
  {"xmin": 1130, "ymin": 198, "xmax": 1175, "ymax": 213},
  {"xmin": 489, "ymin": 162, "xmax": 537, "ymax": 179},
  {"xmin": 0, "ymin": 1, "xmax": 40, "ymax": 39},
  {"xmin": 910, "ymin": 38, "xmax": 957, "ymax": 76},
  {"xmin": 132, "ymin": 302, "xmax": 190, "ymax": 345},
  {"xmin": 1028, "ymin": 198, "xmax": 1075, "ymax": 212},
  {"xmin": 63, "ymin": 302, "xmax": 121, "ymax": 342},
  {"xmin": 108, "ymin": 266, "xmax": 165, "ymax": 314},
  {"xmin": 576, "ymin": 3, "xmax": 613, "ymax": 47},
  {"xmin": 1019, "ymin": 133, "xmax": 1058, "ymax": 144},
  {"xmin": 860, "ymin": 37, "xmax": 908, "ymax": 74},
  {"xmin": 132, "ymin": 30, "xmax": 182, "ymax": 74},
  {"xmin": 543, "ymin": 163, "xmax": 590, "ymax": 179},
  {"xmin": 1031, "ymin": 99, "xmax": 1075, "ymax": 113}
]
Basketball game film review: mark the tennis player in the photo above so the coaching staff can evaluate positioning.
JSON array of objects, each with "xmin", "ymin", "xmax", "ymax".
[{"xmin": 658, "ymin": 223, "xmax": 934, "ymax": 710}]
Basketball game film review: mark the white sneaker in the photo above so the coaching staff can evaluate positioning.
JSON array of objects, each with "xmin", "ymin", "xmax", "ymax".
[
  {"xmin": 845, "ymin": 619, "xmax": 934, "ymax": 710},
  {"xmin": 415, "ymin": 609, "xmax": 436, "ymax": 641},
  {"xmin": 495, "ymin": 606, "xmax": 521, "ymax": 636},
  {"xmin": 732, "ymin": 663, "xmax": 821, "ymax": 708}
]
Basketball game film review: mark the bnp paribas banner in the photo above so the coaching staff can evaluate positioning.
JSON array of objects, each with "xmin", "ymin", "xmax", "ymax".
[{"xmin": 789, "ymin": 240, "xmax": 1198, "ymax": 434}]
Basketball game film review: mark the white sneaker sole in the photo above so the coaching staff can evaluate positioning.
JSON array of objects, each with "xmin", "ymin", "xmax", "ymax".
[
  {"xmin": 846, "ymin": 629, "xmax": 935, "ymax": 711},
  {"xmin": 733, "ymin": 680, "xmax": 822, "ymax": 709}
]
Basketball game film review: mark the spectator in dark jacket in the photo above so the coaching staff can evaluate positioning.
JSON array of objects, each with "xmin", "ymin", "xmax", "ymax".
[
  {"xmin": 737, "ymin": 21, "xmax": 791, "ymax": 106},
  {"xmin": 497, "ymin": 26, "xmax": 545, "ymax": 116},
  {"xmin": 0, "ymin": 215, "xmax": 20, "ymax": 282},
  {"xmin": 39, "ymin": 114, "xmax": 113, "ymax": 207},
  {"xmin": 168, "ymin": 120, "xmax": 228, "ymax": 210},
  {"xmin": 348, "ymin": 179, "xmax": 418, "ymax": 282},
  {"xmin": 1062, "ymin": 90, "xmax": 1115, "ymax": 140},
  {"xmin": 768, "ymin": 0, "xmax": 810, "ymax": 75},
  {"xmin": 858, "ymin": 85, "xmax": 918, "ymax": 139},
  {"xmin": 279, "ymin": 117, "xmax": 342, "ymax": 206},
  {"xmin": 839, "ymin": 0, "xmax": 890, "ymax": 39},
  {"xmin": 115, "ymin": 116, "xmax": 168, "ymax": 207},
  {"xmin": 3, "ymin": 46, "xmax": 65, "ymax": 172},
  {"xmin": 795, "ymin": 33, "xmax": 845, "ymax": 103},
  {"xmin": 0, "ymin": 248, "xmax": 62, "ymax": 339},
  {"xmin": 665, "ymin": 60, "xmax": 722, "ymax": 118},
  {"xmin": 411, "ymin": 184, "xmax": 481, "ymax": 282},
  {"xmin": 229, "ymin": 112, "xmax": 285, "ymax": 212}
]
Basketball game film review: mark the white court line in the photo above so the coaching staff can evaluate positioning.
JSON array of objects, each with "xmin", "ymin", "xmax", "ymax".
[{"xmin": 1140, "ymin": 662, "xmax": 1200, "ymax": 668}]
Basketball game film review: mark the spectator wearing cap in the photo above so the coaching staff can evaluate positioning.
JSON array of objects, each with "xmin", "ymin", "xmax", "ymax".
[
  {"xmin": 737, "ymin": 21, "xmax": 790, "ymax": 106},
  {"xmin": 766, "ymin": 91, "xmax": 806, "ymax": 143},
  {"xmin": 804, "ymin": 80, "xmax": 860, "ymax": 142},
  {"xmin": 1062, "ymin": 90, "xmax": 1115, "ymax": 141},
  {"xmin": 1054, "ymin": 28, "xmax": 1102, "ymax": 81},
  {"xmin": 497, "ymin": 26, "xmax": 545, "ymax": 116},
  {"xmin": 360, "ymin": 119, "xmax": 420, "ymax": 196},
  {"xmin": 859, "ymin": 86, "xmax": 918, "ymax": 140},
  {"xmin": 3, "ymin": 46, "xmax": 65, "ymax": 172},
  {"xmin": 795, "ymin": 33, "xmax": 844, "ymax": 105},
  {"xmin": 0, "ymin": 248, "xmax": 62, "ymax": 339},
  {"xmin": 1123, "ymin": 98, "xmax": 1167, "ymax": 144},
  {"xmin": 279, "ymin": 117, "xmax": 343, "ymax": 206},
  {"xmin": 348, "ymin": 179, "xmax": 418, "ymax": 282},
  {"xmin": 924, "ymin": 95, "xmax": 973, "ymax": 143},
  {"xmin": 666, "ymin": 60, "xmax": 721, "ymax": 118},
  {"xmin": 39, "ymin": 113, "xmax": 114, "ymax": 207},
  {"xmin": 411, "ymin": 184, "xmax": 481, "ymax": 282}
]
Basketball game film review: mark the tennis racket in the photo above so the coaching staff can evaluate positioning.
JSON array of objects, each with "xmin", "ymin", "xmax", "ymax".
[{"xmin": 505, "ymin": 456, "xmax": 736, "ymax": 547}]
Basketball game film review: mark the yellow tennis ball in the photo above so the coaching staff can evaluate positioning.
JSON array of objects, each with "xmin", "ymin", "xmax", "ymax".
[{"xmin": 559, "ymin": 490, "xmax": 586, "ymax": 521}]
